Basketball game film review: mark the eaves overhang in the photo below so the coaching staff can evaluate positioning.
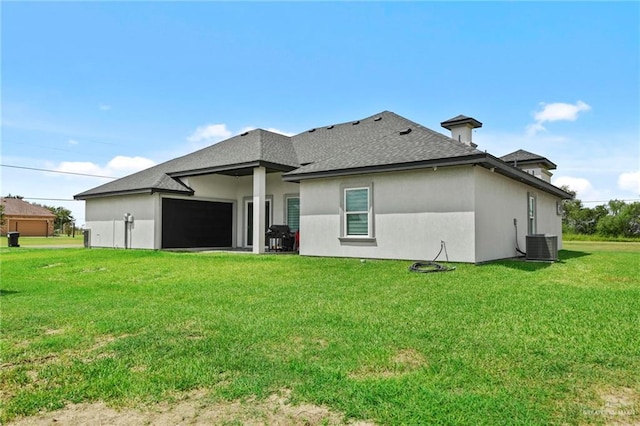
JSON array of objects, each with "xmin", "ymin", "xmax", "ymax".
[
  {"xmin": 283, "ymin": 153, "xmax": 573, "ymax": 200},
  {"xmin": 168, "ymin": 161, "xmax": 298, "ymax": 178},
  {"xmin": 282, "ymin": 153, "xmax": 488, "ymax": 182},
  {"xmin": 480, "ymin": 155, "xmax": 572, "ymax": 199},
  {"xmin": 74, "ymin": 187, "xmax": 195, "ymax": 200}
]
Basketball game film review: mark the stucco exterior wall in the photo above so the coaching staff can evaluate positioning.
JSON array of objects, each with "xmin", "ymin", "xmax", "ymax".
[
  {"xmin": 473, "ymin": 167, "xmax": 562, "ymax": 263},
  {"xmin": 299, "ymin": 167, "xmax": 477, "ymax": 262},
  {"xmin": 85, "ymin": 193, "xmax": 157, "ymax": 249},
  {"xmin": 184, "ymin": 173, "xmax": 300, "ymax": 248},
  {"xmin": 83, "ymin": 172, "xmax": 301, "ymax": 250},
  {"xmin": 191, "ymin": 173, "xmax": 299, "ymax": 248}
]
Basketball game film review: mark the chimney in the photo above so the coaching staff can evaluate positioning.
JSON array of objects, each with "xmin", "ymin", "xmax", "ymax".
[{"xmin": 440, "ymin": 115, "xmax": 482, "ymax": 147}]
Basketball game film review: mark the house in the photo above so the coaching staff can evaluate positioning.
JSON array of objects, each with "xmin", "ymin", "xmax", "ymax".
[
  {"xmin": 500, "ymin": 149, "xmax": 557, "ymax": 183},
  {"xmin": 0, "ymin": 197, "xmax": 55, "ymax": 237},
  {"xmin": 75, "ymin": 111, "xmax": 572, "ymax": 263}
]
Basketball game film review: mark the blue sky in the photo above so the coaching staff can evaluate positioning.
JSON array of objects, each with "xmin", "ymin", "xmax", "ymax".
[{"xmin": 2, "ymin": 2, "xmax": 639, "ymax": 226}]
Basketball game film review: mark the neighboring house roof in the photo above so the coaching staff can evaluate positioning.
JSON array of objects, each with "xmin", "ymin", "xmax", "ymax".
[
  {"xmin": 1, "ymin": 197, "xmax": 56, "ymax": 217},
  {"xmin": 500, "ymin": 149, "xmax": 557, "ymax": 170},
  {"xmin": 75, "ymin": 111, "xmax": 572, "ymax": 200}
]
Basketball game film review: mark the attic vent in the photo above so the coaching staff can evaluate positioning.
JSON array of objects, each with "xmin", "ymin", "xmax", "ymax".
[
  {"xmin": 240, "ymin": 132, "xmax": 249, "ymax": 136},
  {"xmin": 399, "ymin": 128, "xmax": 412, "ymax": 135},
  {"xmin": 352, "ymin": 120, "xmax": 360, "ymax": 125},
  {"xmin": 308, "ymin": 128, "xmax": 316, "ymax": 133},
  {"xmin": 327, "ymin": 125, "xmax": 334, "ymax": 129},
  {"xmin": 374, "ymin": 117, "xmax": 382, "ymax": 121}
]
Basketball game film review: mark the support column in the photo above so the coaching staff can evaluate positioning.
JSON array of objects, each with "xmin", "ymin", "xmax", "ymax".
[{"xmin": 252, "ymin": 166, "xmax": 266, "ymax": 254}]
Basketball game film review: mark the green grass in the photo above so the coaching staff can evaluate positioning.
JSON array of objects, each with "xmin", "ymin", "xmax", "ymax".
[
  {"xmin": 563, "ymin": 232, "xmax": 640, "ymax": 243},
  {"xmin": 1, "ymin": 244, "xmax": 638, "ymax": 424},
  {"xmin": 4, "ymin": 235, "xmax": 83, "ymax": 247}
]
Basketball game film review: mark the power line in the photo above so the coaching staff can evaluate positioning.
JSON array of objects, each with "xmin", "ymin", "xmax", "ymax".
[
  {"xmin": 582, "ymin": 199, "xmax": 640, "ymax": 203},
  {"xmin": 20, "ymin": 197, "xmax": 80, "ymax": 202},
  {"xmin": 1, "ymin": 164, "xmax": 117, "ymax": 179}
]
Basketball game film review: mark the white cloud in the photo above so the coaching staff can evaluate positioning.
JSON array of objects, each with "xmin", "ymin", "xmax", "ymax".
[
  {"xmin": 553, "ymin": 176, "xmax": 595, "ymax": 198},
  {"xmin": 265, "ymin": 127, "xmax": 295, "ymax": 137},
  {"xmin": 618, "ymin": 171, "xmax": 640, "ymax": 195},
  {"xmin": 526, "ymin": 101, "xmax": 591, "ymax": 136},
  {"xmin": 106, "ymin": 156, "xmax": 156, "ymax": 172},
  {"xmin": 99, "ymin": 104, "xmax": 111, "ymax": 111},
  {"xmin": 186, "ymin": 123, "xmax": 294, "ymax": 151},
  {"xmin": 55, "ymin": 161, "xmax": 105, "ymax": 176},
  {"xmin": 68, "ymin": 139, "xmax": 79, "ymax": 145},
  {"xmin": 54, "ymin": 155, "xmax": 156, "ymax": 178},
  {"xmin": 187, "ymin": 124, "xmax": 232, "ymax": 144},
  {"xmin": 237, "ymin": 126, "xmax": 295, "ymax": 137},
  {"xmin": 237, "ymin": 126, "xmax": 256, "ymax": 135}
]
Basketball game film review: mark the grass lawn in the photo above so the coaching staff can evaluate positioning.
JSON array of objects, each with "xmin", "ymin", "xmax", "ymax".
[
  {"xmin": 1, "ymin": 243, "xmax": 638, "ymax": 424},
  {"xmin": 4, "ymin": 235, "xmax": 83, "ymax": 248}
]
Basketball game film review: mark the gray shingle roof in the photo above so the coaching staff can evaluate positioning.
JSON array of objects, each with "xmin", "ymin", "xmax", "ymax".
[
  {"xmin": 500, "ymin": 149, "xmax": 557, "ymax": 170},
  {"xmin": 287, "ymin": 111, "xmax": 482, "ymax": 177},
  {"xmin": 75, "ymin": 129, "xmax": 297, "ymax": 198},
  {"xmin": 75, "ymin": 111, "xmax": 571, "ymax": 200}
]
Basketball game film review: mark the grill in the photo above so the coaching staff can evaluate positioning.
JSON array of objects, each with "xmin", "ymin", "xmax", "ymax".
[{"xmin": 266, "ymin": 225, "xmax": 295, "ymax": 252}]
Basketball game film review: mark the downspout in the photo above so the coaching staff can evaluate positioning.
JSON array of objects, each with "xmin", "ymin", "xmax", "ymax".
[{"xmin": 124, "ymin": 218, "xmax": 128, "ymax": 249}]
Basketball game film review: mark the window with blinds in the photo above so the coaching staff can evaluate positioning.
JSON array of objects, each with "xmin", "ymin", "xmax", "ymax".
[
  {"xmin": 345, "ymin": 188, "xmax": 369, "ymax": 236},
  {"xmin": 286, "ymin": 197, "xmax": 300, "ymax": 232}
]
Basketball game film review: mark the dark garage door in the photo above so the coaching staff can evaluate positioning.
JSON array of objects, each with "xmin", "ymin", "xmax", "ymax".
[{"xmin": 162, "ymin": 198, "xmax": 233, "ymax": 248}]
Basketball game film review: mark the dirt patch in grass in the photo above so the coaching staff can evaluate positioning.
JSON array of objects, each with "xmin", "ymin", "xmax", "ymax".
[
  {"xmin": 7, "ymin": 389, "xmax": 375, "ymax": 425},
  {"xmin": 580, "ymin": 386, "xmax": 639, "ymax": 425},
  {"xmin": 349, "ymin": 348, "xmax": 428, "ymax": 380}
]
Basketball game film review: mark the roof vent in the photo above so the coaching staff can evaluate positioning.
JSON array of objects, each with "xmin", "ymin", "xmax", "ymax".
[
  {"xmin": 240, "ymin": 132, "xmax": 249, "ymax": 136},
  {"xmin": 308, "ymin": 128, "xmax": 316, "ymax": 133},
  {"xmin": 326, "ymin": 125, "xmax": 334, "ymax": 129},
  {"xmin": 399, "ymin": 128, "xmax": 412, "ymax": 135},
  {"xmin": 352, "ymin": 120, "xmax": 360, "ymax": 125},
  {"xmin": 374, "ymin": 116, "xmax": 382, "ymax": 121}
]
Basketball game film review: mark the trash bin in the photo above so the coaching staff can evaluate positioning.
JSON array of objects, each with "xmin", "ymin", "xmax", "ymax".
[{"xmin": 7, "ymin": 232, "xmax": 20, "ymax": 247}]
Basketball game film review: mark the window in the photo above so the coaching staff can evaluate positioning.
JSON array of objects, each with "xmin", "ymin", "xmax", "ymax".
[
  {"xmin": 528, "ymin": 192, "xmax": 537, "ymax": 235},
  {"xmin": 344, "ymin": 187, "xmax": 370, "ymax": 236},
  {"xmin": 286, "ymin": 196, "xmax": 300, "ymax": 232}
]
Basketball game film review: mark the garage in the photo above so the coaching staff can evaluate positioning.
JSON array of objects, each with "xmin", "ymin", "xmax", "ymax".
[
  {"xmin": 162, "ymin": 198, "xmax": 233, "ymax": 249},
  {"xmin": 9, "ymin": 220, "xmax": 50, "ymax": 237}
]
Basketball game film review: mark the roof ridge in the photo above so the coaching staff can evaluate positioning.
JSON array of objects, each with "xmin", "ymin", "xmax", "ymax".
[
  {"xmin": 295, "ymin": 110, "xmax": 393, "ymax": 135},
  {"xmin": 295, "ymin": 124, "xmax": 415, "ymax": 168}
]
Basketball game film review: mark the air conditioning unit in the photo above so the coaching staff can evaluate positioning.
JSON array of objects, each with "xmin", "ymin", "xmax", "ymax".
[{"xmin": 526, "ymin": 234, "xmax": 558, "ymax": 261}]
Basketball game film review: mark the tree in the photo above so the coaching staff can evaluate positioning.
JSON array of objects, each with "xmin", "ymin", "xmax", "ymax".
[
  {"xmin": 597, "ymin": 201, "xmax": 640, "ymax": 238},
  {"xmin": 46, "ymin": 206, "xmax": 74, "ymax": 234},
  {"xmin": 560, "ymin": 187, "xmax": 639, "ymax": 238},
  {"xmin": 561, "ymin": 186, "xmax": 607, "ymax": 235},
  {"xmin": 0, "ymin": 203, "xmax": 5, "ymax": 227}
]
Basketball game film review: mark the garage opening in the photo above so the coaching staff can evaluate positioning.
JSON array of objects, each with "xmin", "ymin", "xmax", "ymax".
[
  {"xmin": 10, "ymin": 220, "xmax": 49, "ymax": 236},
  {"xmin": 162, "ymin": 198, "xmax": 233, "ymax": 249}
]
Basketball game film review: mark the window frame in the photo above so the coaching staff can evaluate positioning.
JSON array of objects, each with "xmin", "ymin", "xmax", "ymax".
[
  {"xmin": 527, "ymin": 192, "xmax": 537, "ymax": 235},
  {"xmin": 284, "ymin": 195, "xmax": 300, "ymax": 232},
  {"xmin": 340, "ymin": 183, "xmax": 375, "ymax": 241}
]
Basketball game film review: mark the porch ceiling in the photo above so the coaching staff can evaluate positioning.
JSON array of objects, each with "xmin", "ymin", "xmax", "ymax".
[{"xmin": 169, "ymin": 160, "xmax": 298, "ymax": 178}]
